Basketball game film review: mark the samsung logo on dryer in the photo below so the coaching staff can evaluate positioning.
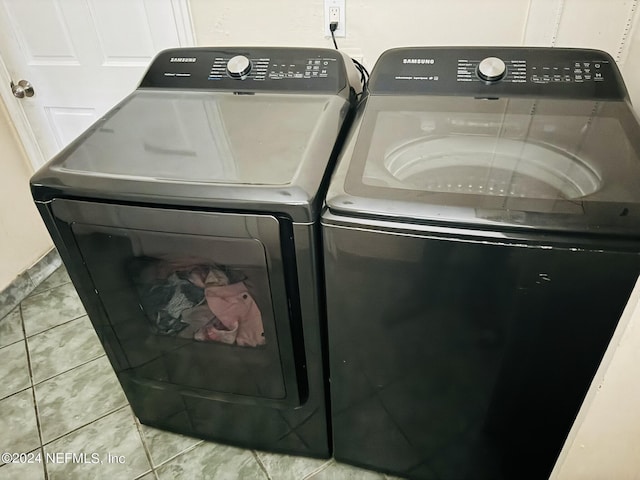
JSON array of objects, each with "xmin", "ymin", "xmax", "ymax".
[
  {"xmin": 403, "ymin": 58, "xmax": 435, "ymax": 64},
  {"xmin": 170, "ymin": 57, "xmax": 197, "ymax": 63}
]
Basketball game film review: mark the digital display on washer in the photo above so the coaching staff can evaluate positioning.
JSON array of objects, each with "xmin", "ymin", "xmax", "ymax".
[{"xmin": 530, "ymin": 60, "xmax": 607, "ymax": 84}]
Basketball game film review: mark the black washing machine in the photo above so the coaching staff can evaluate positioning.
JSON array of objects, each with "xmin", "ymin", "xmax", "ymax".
[
  {"xmin": 322, "ymin": 47, "xmax": 640, "ymax": 478},
  {"xmin": 31, "ymin": 47, "xmax": 362, "ymax": 458}
]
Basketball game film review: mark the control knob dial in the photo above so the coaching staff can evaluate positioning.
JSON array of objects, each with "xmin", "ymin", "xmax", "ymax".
[
  {"xmin": 226, "ymin": 55, "xmax": 252, "ymax": 79},
  {"xmin": 477, "ymin": 57, "xmax": 506, "ymax": 82}
]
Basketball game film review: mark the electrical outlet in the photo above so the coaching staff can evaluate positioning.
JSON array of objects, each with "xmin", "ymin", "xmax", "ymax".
[
  {"xmin": 324, "ymin": 0, "xmax": 346, "ymax": 38},
  {"xmin": 329, "ymin": 7, "xmax": 340, "ymax": 23}
]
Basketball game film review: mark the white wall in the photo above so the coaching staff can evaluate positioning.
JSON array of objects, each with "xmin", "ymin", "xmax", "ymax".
[
  {"xmin": 190, "ymin": 0, "xmax": 640, "ymax": 110},
  {"xmin": 0, "ymin": 96, "xmax": 52, "ymax": 291}
]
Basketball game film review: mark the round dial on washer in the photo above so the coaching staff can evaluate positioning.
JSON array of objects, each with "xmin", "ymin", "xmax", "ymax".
[
  {"xmin": 226, "ymin": 55, "xmax": 252, "ymax": 79},
  {"xmin": 477, "ymin": 57, "xmax": 507, "ymax": 82}
]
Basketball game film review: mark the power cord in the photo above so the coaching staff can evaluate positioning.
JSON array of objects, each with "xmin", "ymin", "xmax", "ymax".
[
  {"xmin": 329, "ymin": 21, "xmax": 369, "ymax": 96},
  {"xmin": 351, "ymin": 58, "xmax": 370, "ymax": 95},
  {"xmin": 329, "ymin": 22, "xmax": 339, "ymax": 50}
]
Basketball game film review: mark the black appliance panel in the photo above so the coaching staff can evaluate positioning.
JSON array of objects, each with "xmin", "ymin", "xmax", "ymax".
[
  {"xmin": 369, "ymin": 47, "xmax": 626, "ymax": 99},
  {"xmin": 31, "ymin": 91, "xmax": 350, "ymax": 223},
  {"xmin": 50, "ymin": 91, "xmax": 338, "ymax": 185},
  {"xmin": 323, "ymin": 220, "xmax": 640, "ymax": 479},
  {"xmin": 140, "ymin": 47, "xmax": 349, "ymax": 94},
  {"xmin": 51, "ymin": 199, "xmax": 306, "ymax": 408}
]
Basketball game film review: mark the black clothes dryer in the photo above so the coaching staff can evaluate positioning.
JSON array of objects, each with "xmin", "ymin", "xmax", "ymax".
[
  {"xmin": 31, "ymin": 47, "xmax": 362, "ymax": 458},
  {"xmin": 322, "ymin": 47, "xmax": 640, "ymax": 478}
]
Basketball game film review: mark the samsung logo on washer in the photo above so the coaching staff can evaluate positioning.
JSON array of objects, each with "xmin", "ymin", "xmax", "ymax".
[
  {"xmin": 403, "ymin": 58, "xmax": 435, "ymax": 64},
  {"xmin": 170, "ymin": 57, "xmax": 197, "ymax": 63}
]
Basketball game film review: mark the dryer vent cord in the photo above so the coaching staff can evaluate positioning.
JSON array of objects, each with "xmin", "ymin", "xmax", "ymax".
[{"xmin": 329, "ymin": 22, "xmax": 369, "ymax": 94}]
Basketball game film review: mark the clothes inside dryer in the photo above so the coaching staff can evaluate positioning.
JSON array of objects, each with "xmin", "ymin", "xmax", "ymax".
[
  {"xmin": 357, "ymin": 97, "xmax": 640, "ymax": 207},
  {"xmin": 128, "ymin": 256, "xmax": 265, "ymax": 347},
  {"xmin": 69, "ymin": 216, "xmax": 286, "ymax": 400}
]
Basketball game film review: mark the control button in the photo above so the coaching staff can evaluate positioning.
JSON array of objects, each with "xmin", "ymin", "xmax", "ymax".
[
  {"xmin": 477, "ymin": 57, "xmax": 507, "ymax": 82},
  {"xmin": 226, "ymin": 55, "xmax": 252, "ymax": 79}
]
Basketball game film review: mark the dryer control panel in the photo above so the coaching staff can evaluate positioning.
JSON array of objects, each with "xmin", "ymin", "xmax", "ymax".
[
  {"xmin": 140, "ymin": 47, "xmax": 352, "ymax": 94},
  {"xmin": 369, "ymin": 47, "xmax": 627, "ymax": 100}
]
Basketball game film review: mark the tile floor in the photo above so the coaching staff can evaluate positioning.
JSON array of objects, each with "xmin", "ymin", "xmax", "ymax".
[{"xmin": 0, "ymin": 267, "xmax": 401, "ymax": 480}]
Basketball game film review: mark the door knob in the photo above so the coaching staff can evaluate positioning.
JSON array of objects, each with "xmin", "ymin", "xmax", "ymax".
[{"xmin": 11, "ymin": 80, "xmax": 34, "ymax": 98}]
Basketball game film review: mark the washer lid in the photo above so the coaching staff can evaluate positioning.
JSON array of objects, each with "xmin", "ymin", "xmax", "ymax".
[
  {"xmin": 327, "ymin": 96, "xmax": 640, "ymax": 235},
  {"xmin": 32, "ymin": 90, "xmax": 349, "ymax": 221}
]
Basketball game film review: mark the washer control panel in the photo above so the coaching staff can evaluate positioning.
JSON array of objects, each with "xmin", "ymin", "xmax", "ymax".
[
  {"xmin": 209, "ymin": 54, "xmax": 336, "ymax": 82},
  {"xmin": 369, "ymin": 47, "xmax": 626, "ymax": 99},
  {"xmin": 140, "ymin": 47, "xmax": 349, "ymax": 94}
]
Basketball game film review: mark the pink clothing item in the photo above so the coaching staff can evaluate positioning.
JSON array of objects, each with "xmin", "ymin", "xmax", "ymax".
[
  {"xmin": 205, "ymin": 282, "xmax": 265, "ymax": 347},
  {"xmin": 194, "ymin": 318, "xmax": 238, "ymax": 344},
  {"xmin": 180, "ymin": 304, "xmax": 238, "ymax": 345}
]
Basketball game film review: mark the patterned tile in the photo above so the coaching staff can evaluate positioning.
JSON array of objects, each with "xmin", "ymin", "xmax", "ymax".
[
  {"xmin": 28, "ymin": 315, "xmax": 104, "ymax": 383},
  {"xmin": 306, "ymin": 461, "xmax": 386, "ymax": 480},
  {"xmin": 256, "ymin": 451, "xmax": 329, "ymax": 480},
  {"xmin": 0, "ymin": 250, "xmax": 61, "ymax": 321},
  {"xmin": 0, "ymin": 307, "xmax": 24, "ymax": 348},
  {"xmin": 156, "ymin": 442, "xmax": 267, "ymax": 480},
  {"xmin": 0, "ymin": 341, "xmax": 30, "ymax": 400},
  {"xmin": 0, "ymin": 390, "xmax": 40, "ymax": 457},
  {"xmin": 135, "ymin": 473, "xmax": 158, "ymax": 480},
  {"xmin": 139, "ymin": 424, "xmax": 202, "ymax": 467},
  {"xmin": 35, "ymin": 356, "xmax": 127, "ymax": 443},
  {"xmin": 45, "ymin": 407, "xmax": 152, "ymax": 480},
  {"xmin": 31, "ymin": 267, "xmax": 70, "ymax": 296},
  {"xmin": 27, "ymin": 250, "xmax": 62, "ymax": 291},
  {"xmin": 0, "ymin": 448, "xmax": 46, "ymax": 479},
  {"xmin": 22, "ymin": 283, "xmax": 86, "ymax": 337},
  {"xmin": 0, "ymin": 271, "xmax": 34, "ymax": 320}
]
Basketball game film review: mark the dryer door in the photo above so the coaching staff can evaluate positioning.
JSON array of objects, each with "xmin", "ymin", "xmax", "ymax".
[{"xmin": 48, "ymin": 199, "xmax": 305, "ymax": 408}]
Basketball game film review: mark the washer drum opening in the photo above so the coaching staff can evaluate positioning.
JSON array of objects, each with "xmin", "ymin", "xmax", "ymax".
[{"xmin": 384, "ymin": 136, "xmax": 602, "ymax": 200}]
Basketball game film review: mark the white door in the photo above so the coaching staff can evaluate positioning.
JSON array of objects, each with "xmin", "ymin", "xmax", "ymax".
[{"xmin": 0, "ymin": 0, "xmax": 193, "ymax": 168}]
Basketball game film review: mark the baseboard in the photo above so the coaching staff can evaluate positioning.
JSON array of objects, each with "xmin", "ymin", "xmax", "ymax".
[{"xmin": 0, "ymin": 249, "xmax": 61, "ymax": 319}]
